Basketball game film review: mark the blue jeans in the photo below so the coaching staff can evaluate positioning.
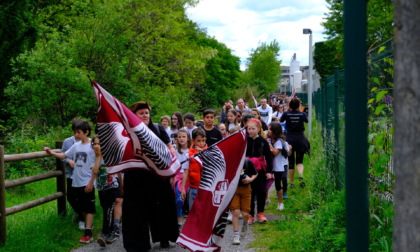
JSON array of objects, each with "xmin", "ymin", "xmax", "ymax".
[{"xmin": 188, "ymin": 188, "xmax": 199, "ymax": 211}]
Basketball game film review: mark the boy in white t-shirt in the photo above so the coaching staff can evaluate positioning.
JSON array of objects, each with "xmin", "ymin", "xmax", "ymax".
[{"xmin": 44, "ymin": 121, "xmax": 96, "ymax": 244}]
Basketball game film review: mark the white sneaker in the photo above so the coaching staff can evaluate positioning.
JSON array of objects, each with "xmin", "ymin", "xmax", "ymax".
[
  {"xmin": 265, "ymin": 198, "xmax": 271, "ymax": 204},
  {"xmin": 78, "ymin": 221, "xmax": 85, "ymax": 230},
  {"xmin": 232, "ymin": 235, "xmax": 240, "ymax": 245},
  {"xmin": 227, "ymin": 212, "xmax": 233, "ymax": 223},
  {"xmin": 277, "ymin": 203, "xmax": 285, "ymax": 211}
]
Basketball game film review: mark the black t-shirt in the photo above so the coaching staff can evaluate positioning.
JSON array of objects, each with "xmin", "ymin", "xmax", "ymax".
[
  {"xmin": 238, "ymin": 158, "xmax": 257, "ymax": 186},
  {"xmin": 246, "ymin": 135, "xmax": 273, "ymax": 173},
  {"xmin": 150, "ymin": 122, "xmax": 170, "ymax": 144},
  {"xmin": 280, "ymin": 110, "xmax": 308, "ymax": 133},
  {"xmin": 202, "ymin": 126, "xmax": 223, "ymax": 146}
]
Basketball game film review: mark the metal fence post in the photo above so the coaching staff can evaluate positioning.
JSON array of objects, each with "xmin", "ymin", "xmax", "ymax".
[
  {"xmin": 55, "ymin": 141, "xmax": 66, "ymax": 216},
  {"xmin": 0, "ymin": 146, "xmax": 6, "ymax": 244},
  {"xmin": 344, "ymin": 0, "xmax": 369, "ymax": 250}
]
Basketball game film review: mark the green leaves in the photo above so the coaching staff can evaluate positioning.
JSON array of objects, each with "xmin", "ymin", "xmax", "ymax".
[
  {"xmin": 242, "ymin": 40, "xmax": 282, "ymax": 94},
  {"xmin": 2, "ymin": 0, "xmax": 242, "ymax": 131}
]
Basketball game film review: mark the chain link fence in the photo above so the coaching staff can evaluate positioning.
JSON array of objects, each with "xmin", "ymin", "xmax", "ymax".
[{"xmin": 314, "ymin": 39, "xmax": 394, "ymax": 195}]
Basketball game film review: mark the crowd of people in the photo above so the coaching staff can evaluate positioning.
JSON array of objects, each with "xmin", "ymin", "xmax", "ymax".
[{"xmin": 43, "ymin": 94, "xmax": 310, "ymax": 251}]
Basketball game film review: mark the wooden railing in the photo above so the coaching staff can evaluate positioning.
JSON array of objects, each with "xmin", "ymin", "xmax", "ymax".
[{"xmin": 0, "ymin": 141, "xmax": 66, "ymax": 244}]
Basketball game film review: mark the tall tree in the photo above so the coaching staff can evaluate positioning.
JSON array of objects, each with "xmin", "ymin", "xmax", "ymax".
[
  {"xmin": 191, "ymin": 27, "xmax": 241, "ymax": 109},
  {"xmin": 242, "ymin": 40, "xmax": 282, "ymax": 95},
  {"xmin": 321, "ymin": 0, "xmax": 394, "ymax": 66},
  {"xmin": 313, "ymin": 40, "xmax": 343, "ymax": 81},
  {"xmin": 0, "ymin": 1, "xmax": 74, "ymax": 125},
  {"xmin": 4, "ymin": 0, "xmax": 240, "ymax": 129},
  {"xmin": 393, "ymin": 0, "xmax": 420, "ymax": 250}
]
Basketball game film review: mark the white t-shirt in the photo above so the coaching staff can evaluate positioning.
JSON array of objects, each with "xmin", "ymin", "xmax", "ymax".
[
  {"xmin": 258, "ymin": 105, "xmax": 273, "ymax": 125},
  {"xmin": 182, "ymin": 126, "xmax": 197, "ymax": 138},
  {"xmin": 176, "ymin": 148, "xmax": 190, "ymax": 172},
  {"xmin": 167, "ymin": 128, "xmax": 179, "ymax": 145},
  {"xmin": 65, "ymin": 142, "xmax": 95, "ymax": 187},
  {"xmin": 272, "ymin": 139, "xmax": 290, "ymax": 172},
  {"xmin": 228, "ymin": 123, "xmax": 237, "ymax": 131}
]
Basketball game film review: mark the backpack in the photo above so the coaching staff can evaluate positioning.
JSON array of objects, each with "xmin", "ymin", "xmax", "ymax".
[{"xmin": 280, "ymin": 139, "xmax": 288, "ymax": 158}]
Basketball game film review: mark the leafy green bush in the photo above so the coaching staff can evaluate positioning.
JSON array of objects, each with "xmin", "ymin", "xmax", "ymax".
[{"xmin": 2, "ymin": 124, "xmax": 70, "ymax": 179}]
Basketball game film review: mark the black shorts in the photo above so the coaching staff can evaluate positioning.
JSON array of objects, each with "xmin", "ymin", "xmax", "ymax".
[{"xmin": 74, "ymin": 186, "xmax": 96, "ymax": 214}]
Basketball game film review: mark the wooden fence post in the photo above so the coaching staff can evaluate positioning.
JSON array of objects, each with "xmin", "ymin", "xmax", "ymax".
[
  {"xmin": 0, "ymin": 146, "xmax": 6, "ymax": 244},
  {"xmin": 55, "ymin": 141, "xmax": 66, "ymax": 216}
]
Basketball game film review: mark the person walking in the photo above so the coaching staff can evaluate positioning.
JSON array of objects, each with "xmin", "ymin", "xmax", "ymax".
[
  {"xmin": 123, "ymin": 102, "xmax": 179, "ymax": 251},
  {"xmin": 280, "ymin": 98, "xmax": 310, "ymax": 188}
]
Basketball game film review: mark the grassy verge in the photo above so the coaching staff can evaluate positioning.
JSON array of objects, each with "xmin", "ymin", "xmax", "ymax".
[
  {"xmin": 249, "ymin": 122, "xmax": 346, "ymax": 251},
  {"xmin": 2, "ymin": 176, "xmax": 103, "ymax": 251}
]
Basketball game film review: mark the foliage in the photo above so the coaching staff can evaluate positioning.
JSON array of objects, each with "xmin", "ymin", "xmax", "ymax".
[
  {"xmin": 2, "ymin": 0, "xmax": 242, "ymax": 135},
  {"xmin": 367, "ymin": 43, "xmax": 394, "ymax": 194},
  {"xmin": 1, "ymin": 123, "xmax": 71, "ymax": 179},
  {"xmin": 5, "ymin": 34, "xmax": 96, "ymax": 129},
  {"xmin": 302, "ymin": 190, "xmax": 346, "ymax": 251},
  {"xmin": 242, "ymin": 40, "xmax": 282, "ymax": 95},
  {"xmin": 192, "ymin": 31, "xmax": 241, "ymax": 109},
  {"xmin": 321, "ymin": 0, "xmax": 394, "ymax": 68},
  {"xmin": 232, "ymin": 84, "xmax": 261, "ymax": 108},
  {"xmin": 2, "ymin": 179, "xmax": 104, "ymax": 251},
  {"xmin": 313, "ymin": 40, "xmax": 343, "ymax": 81},
  {"xmin": 366, "ymin": 42, "xmax": 394, "ymax": 250},
  {"xmin": 369, "ymin": 196, "xmax": 394, "ymax": 251},
  {"xmin": 0, "ymin": 0, "xmax": 77, "ymax": 125}
]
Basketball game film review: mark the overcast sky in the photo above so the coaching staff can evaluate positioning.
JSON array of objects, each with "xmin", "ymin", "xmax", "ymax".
[{"xmin": 186, "ymin": 0, "xmax": 329, "ymax": 70}]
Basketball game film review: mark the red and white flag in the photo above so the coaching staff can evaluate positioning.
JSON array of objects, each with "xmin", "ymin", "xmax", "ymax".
[
  {"xmin": 90, "ymin": 80, "xmax": 180, "ymax": 177},
  {"xmin": 251, "ymin": 92, "xmax": 258, "ymax": 108},
  {"xmin": 177, "ymin": 129, "xmax": 247, "ymax": 252}
]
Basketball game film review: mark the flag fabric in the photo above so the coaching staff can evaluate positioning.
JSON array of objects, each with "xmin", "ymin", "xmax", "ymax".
[
  {"xmin": 177, "ymin": 129, "xmax": 247, "ymax": 252},
  {"xmin": 291, "ymin": 88, "xmax": 296, "ymax": 98},
  {"xmin": 251, "ymin": 92, "xmax": 258, "ymax": 108},
  {"xmin": 90, "ymin": 80, "xmax": 180, "ymax": 177}
]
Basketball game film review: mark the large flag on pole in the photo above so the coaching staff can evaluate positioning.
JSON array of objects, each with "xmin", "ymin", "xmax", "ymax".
[
  {"xmin": 177, "ymin": 129, "xmax": 247, "ymax": 252},
  {"xmin": 90, "ymin": 80, "xmax": 180, "ymax": 177}
]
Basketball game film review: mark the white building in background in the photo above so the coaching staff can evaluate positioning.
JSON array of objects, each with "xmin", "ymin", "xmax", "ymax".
[{"xmin": 279, "ymin": 52, "xmax": 320, "ymax": 93}]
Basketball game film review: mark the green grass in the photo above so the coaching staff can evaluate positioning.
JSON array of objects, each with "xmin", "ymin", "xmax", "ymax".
[
  {"xmin": 249, "ymin": 122, "xmax": 346, "ymax": 251},
  {"xmin": 2, "ymin": 176, "xmax": 104, "ymax": 251}
]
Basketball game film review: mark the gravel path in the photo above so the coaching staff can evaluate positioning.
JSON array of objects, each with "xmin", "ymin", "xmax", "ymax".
[
  {"xmin": 72, "ymin": 220, "xmax": 256, "ymax": 252},
  {"xmin": 72, "ymin": 187, "xmax": 279, "ymax": 251}
]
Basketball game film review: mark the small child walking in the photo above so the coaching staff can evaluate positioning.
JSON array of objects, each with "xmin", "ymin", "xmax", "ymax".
[
  {"xmin": 230, "ymin": 125, "xmax": 258, "ymax": 245},
  {"xmin": 173, "ymin": 129, "xmax": 191, "ymax": 229},
  {"xmin": 181, "ymin": 127, "xmax": 208, "ymax": 209},
  {"xmin": 268, "ymin": 122, "xmax": 292, "ymax": 210},
  {"xmin": 246, "ymin": 119, "xmax": 273, "ymax": 224},
  {"xmin": 91, "ymin": 135, "xmax": 121, "ymax": 247}
]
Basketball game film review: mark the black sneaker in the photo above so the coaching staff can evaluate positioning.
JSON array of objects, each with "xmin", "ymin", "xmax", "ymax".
[
  {"xmin": 113, "ymin": 225, "xmax": 120, "ymax": 237},
  {"xmin": 105, "ymin": 233, "xmax": 117, "ymax": 244}
]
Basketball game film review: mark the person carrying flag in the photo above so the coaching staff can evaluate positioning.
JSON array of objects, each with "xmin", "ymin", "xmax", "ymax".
[{"xmin": 122, "ymin": 101, "xmax": 179, "ymax": 251}]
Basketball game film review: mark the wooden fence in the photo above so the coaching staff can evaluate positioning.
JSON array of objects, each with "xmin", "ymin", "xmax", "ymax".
[{"xmin": 0, "ymin": 141, "xmax": 66, "ymax": 244}]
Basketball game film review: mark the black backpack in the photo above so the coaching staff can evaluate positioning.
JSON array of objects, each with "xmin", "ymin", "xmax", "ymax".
[{"xmin": 280, "ymin": 139, "xmax": 288, "ymax": 158}]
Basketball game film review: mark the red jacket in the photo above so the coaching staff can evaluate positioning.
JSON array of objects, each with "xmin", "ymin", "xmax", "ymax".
[{"xmin": 187, "ymin": 145, "xmax": 208, "ymax": 189}]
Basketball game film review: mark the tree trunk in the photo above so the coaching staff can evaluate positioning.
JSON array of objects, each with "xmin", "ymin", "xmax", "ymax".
[{"xmin": 393, "ymin": 1, "xmax": 420, "ymax": 250}]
